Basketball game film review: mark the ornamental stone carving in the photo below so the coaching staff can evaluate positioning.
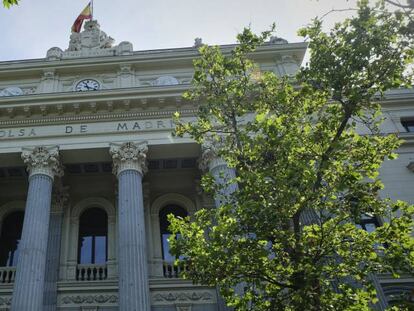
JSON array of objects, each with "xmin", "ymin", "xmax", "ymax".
[
  {"xmin": 68, "ymin": 20, "xmax": 114, "ymax": 51},
  {"xmin": 21, "ymin": 146, "xmax": 63, "ymax": 179},
  {"xmin": 154, "ymin": 76, "xmax": 179, "ymax": 86},
  {"xmin": 61, "ymin": 294, "xmax": 118, "ymax": 305},
  {"xmin": 152, "ymin": 291, "xmax": 215, "ymax": 305},
  {"xmin": 0, "ymin": 86, "xmax": 24, "ymax": 97},
  {"xmin": 110, "ymin": 142, "xmax": 148, "ymax": 176},
  {"xmin": 199, "ymin": 145, "xmax": 226, "ymax": 172},
  {"xmin": 193, "ymin": 38, "xmax": 203, "ymax": 48}
]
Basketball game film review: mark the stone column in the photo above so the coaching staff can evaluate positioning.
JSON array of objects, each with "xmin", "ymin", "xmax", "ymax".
[
  {"xmin": 110, "ymin": 142, "xmax": 150, "ymax": 311},
  {"xmin": 199, "ymin": 146, "xmax": 238, "ymax": 207},
  {"xmin": 43, "ymin": 184, "xmax": 68, "ymax": 311},
  {"xmin": 199, "ymin": 146, "xmax": 237, "ymax": 311},
  {"xmin": 11, "ymin": 146, "xmax": 62, "ymax": 311}
]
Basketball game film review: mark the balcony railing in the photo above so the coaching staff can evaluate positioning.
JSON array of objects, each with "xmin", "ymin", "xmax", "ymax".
[
  {"xmin": 76, "ymin": 264, "xmax": 107, "ymax": 281},
  {"xmin": 162, "ymin": 261, "xmax": 188, "ymax": 278},
  {"xmin": 0, "ymin": 266, "xmax": 16, "ymax": 284}
]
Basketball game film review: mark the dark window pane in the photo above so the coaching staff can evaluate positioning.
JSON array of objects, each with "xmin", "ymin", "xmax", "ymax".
[
  {"xmin": 78, "ymin": 208, "xmax": 108, "ymax": 264},
  {"xmin": 401, "ymin": 120, "xmax": 414, "ymax": 132},
  {"xmin": 0, "ymin": 211, "xmax": 24, "ymax": 267},
  {"xmin": 159, "ymin": 205, "xmax": 188, "ymax": 261}
]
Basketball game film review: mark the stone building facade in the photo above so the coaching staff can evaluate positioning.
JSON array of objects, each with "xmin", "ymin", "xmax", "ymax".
[{"xmin": 0, "ymin": 20, "xmax": 412, "ymax": 310}]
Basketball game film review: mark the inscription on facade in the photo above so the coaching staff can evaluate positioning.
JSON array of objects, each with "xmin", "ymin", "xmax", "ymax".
[{"xmin": 0, "ymin": 119, "xmax": 175, "ymax": 140}]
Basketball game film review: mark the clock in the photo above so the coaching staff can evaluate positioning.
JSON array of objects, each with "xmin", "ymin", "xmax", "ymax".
[{"xmin": 75, "ymin": 79, "xmax": 101, "ymax": 92}]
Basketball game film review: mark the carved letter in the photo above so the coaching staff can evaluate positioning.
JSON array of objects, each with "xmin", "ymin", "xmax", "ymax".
[
  {"xmin": 8, "ymin": 130, "xmax": 14, "ymax": 138},
  {"xmin": 18, "ymin": 129, "xmax": 25, "ymax": 137},
  {"xmin": 0, "ymin": 131, "xmax": 5, "ymax": 138},
  {"xmin": 145, "ymin": 121, "xmax": 153, "ymax": 129},
  {"xmin": 65, "ymin": 126, "xmax": 73, "ymax": 134},
  {"xmin": 117, "ymin": 123, "xmax": 128, "ymax": 131},
  {"xmin": 132, "ymin": 122, "xmax": 141, "ymax": 130},
  {"xmin": 29, "ymin": 129, "xmax": 36, "ymax": 136},
  {"xmin": 157, "ymin": 121, "xmax": 166, "ymax": 128},
  {"xmin": 80, "ymin": 125, "xmax": 88, "ymax": 133}
]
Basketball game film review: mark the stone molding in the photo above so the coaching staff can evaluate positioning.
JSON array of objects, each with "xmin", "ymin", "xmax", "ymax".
[
  {"xmin": 110, "ymin": 141, "xmax": 148, "ymax": 176},
  {"xmin": 21, "ymin": 146, "xmax": 63, "ymax": 179}
]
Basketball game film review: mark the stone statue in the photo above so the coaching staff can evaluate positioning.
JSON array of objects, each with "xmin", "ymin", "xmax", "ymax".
[
  {"xmin": 67, "ymin": 20, "xmax": 114, "ymax": 51},
  {"xmin": 193, "ymin": 38, "xmax": 203, "ymax": 48},
  {"xmin": 269, "ymin": 36, "xmax": 288, "ymax": 44}
]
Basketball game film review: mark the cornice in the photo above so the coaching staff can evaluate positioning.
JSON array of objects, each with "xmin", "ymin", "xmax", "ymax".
[
  {"xmin": 0, "ymin": 85, "xmax": 194, "ymax": 126},
  {"xmin": 0, "ymin": 42, "xmax": 308, "ymax": 77},
  {"xmin": 0, "ymin": 84, "xmax": 190, "ymax": 106}
]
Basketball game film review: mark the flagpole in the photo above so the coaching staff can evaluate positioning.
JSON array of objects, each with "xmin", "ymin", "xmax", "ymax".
[{"xmin": 91, "ymin": 0, "xmax": 94, "ymax": 20}]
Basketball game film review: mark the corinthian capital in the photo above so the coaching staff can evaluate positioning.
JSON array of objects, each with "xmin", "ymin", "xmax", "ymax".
[
  {"xmin": 199, "ymin": 144, "xmax": 227, "ymax": 172},
  {"xmin": 110, "ymin": 141, "xmax": 148, "ymax": 176},
  {"xmin": 21, "ymin": 146, "xmax": 63, "ymax": 179}
]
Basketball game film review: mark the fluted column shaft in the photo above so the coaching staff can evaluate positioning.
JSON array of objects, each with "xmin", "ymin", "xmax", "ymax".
[
  {"xmin": 110, "ymin": 142, "xmax": 150, "ymax": 311},
  {"xmin": 11, "ymin": 146, "xmax": 62, "ymax": 311},
  {"xmin": 200, "ymin": 146, "xmax": 237, "ymax": 311},
  {"xmin": 43, "ymin": 185, "xmax": 67, "ymax": 311},
  {"xmin": 43, "ymin": 211, "xmax": 64, "ymax": 311}
]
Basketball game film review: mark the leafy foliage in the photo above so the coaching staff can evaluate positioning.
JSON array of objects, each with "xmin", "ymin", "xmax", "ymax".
[
  {"xmin": 3, "ymin": 0, "xmax": 18, "ymax": 8},
  {"xmin": 170, "ymin": 1, "xmax": 414, "ymax": 310}
]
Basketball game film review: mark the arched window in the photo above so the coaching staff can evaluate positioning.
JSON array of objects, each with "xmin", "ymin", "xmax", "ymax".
[
  {"xmin": 78, "ymin": 208, "xmax": 108, "ymax": 264},
  {"xmin": 0, "ymin": 211, "xmax": 24, "ymax": 267},
  {"xmin": 159, "ymin": 205, "xmax": 188, "ymax": 262}
]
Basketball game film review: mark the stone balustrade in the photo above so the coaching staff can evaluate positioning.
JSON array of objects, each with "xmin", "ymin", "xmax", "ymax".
[
  {"xmin": 162, "ymin": 261, "xmax": 188, "ymax": 278},
  {"xmin": 0, "ymin": 267, "xmax": 16, "ymax": 284},
  {"xmin": 76, "ymin": 264, "xmax": 108, "ymax": 281}
]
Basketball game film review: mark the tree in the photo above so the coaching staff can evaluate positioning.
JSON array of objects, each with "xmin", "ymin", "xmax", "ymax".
[
  {"xmin": 170, "ymin": 0, "xmax": 414, "ymax": 310},
  {"xmin": 3, "ymin": 0, "xmax": 18, "ymax": 8}
]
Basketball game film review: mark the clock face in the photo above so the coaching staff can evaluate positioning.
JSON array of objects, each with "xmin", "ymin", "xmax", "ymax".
[{"xmin": 75, "ymin": 79, "xmax": 101, "ymax": 92}]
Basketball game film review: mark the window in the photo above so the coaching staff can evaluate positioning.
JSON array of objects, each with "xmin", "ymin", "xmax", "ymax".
[
  {"xmin": 0, "ymin": 211, "xmax": 24, "ymax": 267},
  {"xmin": 401, "ymin": 119, "xmax": 414, "ymax": 132},
  {"xmin": 78, "ymin": 208, "xmax": 108, "ymax": 264},
  {"xmin": 159, "ymin": 205, "xmax": 188, "ymax": 262},
  {"xmin": 356, "ymin": 214, "xmax": 380, "ymax": 233}
]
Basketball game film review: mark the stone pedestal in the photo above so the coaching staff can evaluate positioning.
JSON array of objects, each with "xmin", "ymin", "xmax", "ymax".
[
  {"xmin": 11, "ymin": 146, "xmax": 62, "ymax": 311},
  {"xmin": 110, "ymin": 142, "xmax": 150, "ymax": 311}
]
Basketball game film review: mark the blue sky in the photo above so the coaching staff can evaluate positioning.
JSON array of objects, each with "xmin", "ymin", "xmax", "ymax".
[{"xmin": 0, "ymin": 0, "xmax": 358, "ymax": 62}]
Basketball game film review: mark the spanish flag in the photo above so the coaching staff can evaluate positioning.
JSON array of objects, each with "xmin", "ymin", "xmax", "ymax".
[{"xmin": 71, "ymin": 3, "xmax": 92, "ymax": 33}]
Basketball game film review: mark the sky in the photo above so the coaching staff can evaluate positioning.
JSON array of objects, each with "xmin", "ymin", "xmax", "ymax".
[{"xmin": 0, "ymin": 0, "xmax": 360, "ymax": 62}]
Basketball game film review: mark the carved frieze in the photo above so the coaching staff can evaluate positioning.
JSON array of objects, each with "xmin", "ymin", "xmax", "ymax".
[
  {"xmin": 152, "ymin": 291, "xmax": 215, "ymax": 305},
  {"xmin": 61, "ymin": 294, "xmax": 118, "ymax": 305}
]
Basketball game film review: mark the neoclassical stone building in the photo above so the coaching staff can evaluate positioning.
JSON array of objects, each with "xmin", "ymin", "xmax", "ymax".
[{"xmin": 0, "ymin": 20, "xmax": 412, "ymax": 311}]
